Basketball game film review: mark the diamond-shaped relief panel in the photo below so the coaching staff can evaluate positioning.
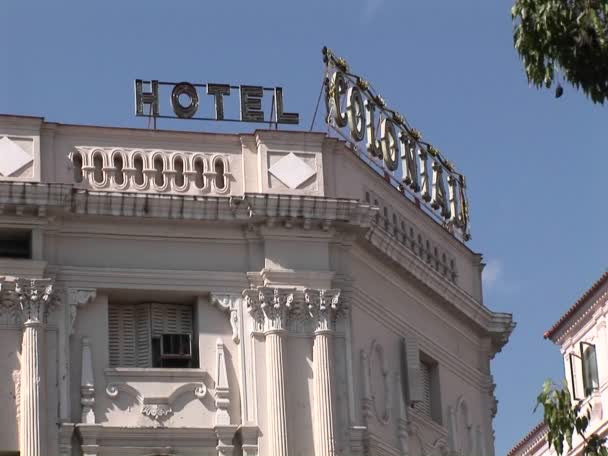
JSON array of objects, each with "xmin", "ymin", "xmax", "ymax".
[
  {"xmin": 0, "ymin": 136, "xmax": 33, "ymax": 177},
  {"xmin": 268, "ymin": 152, "xmax": 316, "ymax": 190}
]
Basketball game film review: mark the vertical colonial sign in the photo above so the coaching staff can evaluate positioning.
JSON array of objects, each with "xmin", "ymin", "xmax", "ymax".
[{"xmin": 322, "ymin": 47, "xmax": 471, "ymax": 240}]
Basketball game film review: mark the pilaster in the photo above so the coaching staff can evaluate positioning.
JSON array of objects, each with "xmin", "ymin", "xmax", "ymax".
[
  {"xmin": 244, "ymin": 287, "xmax": 296, "ymax": 456},
  {"xmin": 58, "ymin": 288, "xmax": 96, "ymax": 422},
  {"xmin": 80, "ymin": 337, "xmax": 96, "ymax": 424},
  {"xmin": 11, "ymin": 278, "xmax": 55, "ymax": 456},
  {"xmin": 304, "ymin": 288, "xmax": 344, "ymax": 456}
]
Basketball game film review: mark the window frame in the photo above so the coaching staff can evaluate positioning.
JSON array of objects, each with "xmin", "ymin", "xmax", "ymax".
[
  {"xmin": 568, "ymin": 341, "xmax": 599, "ymax": 401},
  {"xmin": 581, "ymin": 341, "xmax": 599, "ymax": 397},
  {"xmin": 108, "ymin": 302, "xmax": 196, "ymax": 369}
]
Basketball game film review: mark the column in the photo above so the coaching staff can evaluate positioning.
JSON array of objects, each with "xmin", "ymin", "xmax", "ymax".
[
  {"xmin": 305, "ymin": 289, "xmax": 343, "ymax": 456},
  {"xmin": 16, "ymin": 278, "xmax": 55, "ymax": 456},
  {"xmin": 244, "ymin": 287, "xmax": 294, "ymax": 456}
]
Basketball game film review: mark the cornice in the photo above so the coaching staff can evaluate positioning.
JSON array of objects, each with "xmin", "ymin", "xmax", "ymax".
[
  {"xmin": 76, "ymin": 424, "xmax": 218, "ymax": 442},
  {"xmin": 0, "ymin": 182, "xmax": 377, "ymax": 231},
  {"xmin": 0, "ymin": 259, "xmax": 47, "ymax": 278},
  {"xmin": 551, "ymin": 288, "xmax": 608, "ymax": 345},
  {"xmin": 48, "ymin": 266, "xmax": 249, "ymax": 292},
  {"xmin": 361, "ymin": 228, "xmax": 514, "ymax": 355}
]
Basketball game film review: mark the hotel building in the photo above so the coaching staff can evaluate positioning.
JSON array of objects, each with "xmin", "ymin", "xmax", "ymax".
[{"xmin": 0, "ymin": 113, "xmax": 513, "ymax": 456}]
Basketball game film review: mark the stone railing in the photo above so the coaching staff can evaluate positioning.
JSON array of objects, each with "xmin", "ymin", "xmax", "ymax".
[
  {"xmin": 68, "ymin": 147, "xmax": 232, "ymax": 195},
  {"xmin": 365, "ymin": 189, "xmax": 458, "ymax": 283}
]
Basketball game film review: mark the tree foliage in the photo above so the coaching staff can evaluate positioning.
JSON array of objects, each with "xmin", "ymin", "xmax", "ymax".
[
  {"xmin": 512, "ymin": 0, "xmax": 608, "ymax": 103},
  {"xmin": 537, "ymin": 380, "xmax": 608, "ymax": 456}
]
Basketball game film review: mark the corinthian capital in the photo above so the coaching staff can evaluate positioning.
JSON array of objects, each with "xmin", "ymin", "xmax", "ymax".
[
  {"xmin": 243, "ymin": 287, "xmax": 296, "ymax": 333},
  {"xmin": 15, "ymin": 278, "xmax": 55, "ymax": 325},
  {"xmin": 304, "ymin": 288, "xmax": 344, "ymax": 332}
]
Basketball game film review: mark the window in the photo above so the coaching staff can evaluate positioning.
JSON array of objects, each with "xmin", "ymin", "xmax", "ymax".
[
  {"xmin": 0, "ymin": 229, "xmax": 31, "ymax": 259},
  {"xmin": 400, "ymin": 337, "xmax": 442, "ymax": 425},
  {"xmin": 414, "ymin": 357, "xmax": 442, "ymax": 424},
  {"xmin": 109, "ymin": 303, "xmax": 195, "ymax": 368},
  {"xmin": 569, "ymin": 342, "xmax": 599, "ymax": 399},
  {"xmin": 582, "ymin": 342, "xmax": 599, "ymax": 396},
  {"xmin": 415, "ymin": 361, "xmax": 433, "ymax": 418}
]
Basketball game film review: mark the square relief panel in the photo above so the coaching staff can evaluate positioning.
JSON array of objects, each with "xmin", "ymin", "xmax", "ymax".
[
  {"xmin": 0, "ymin": 136, "xmax": 36, "ymax": 181},
  {"xmin": 267, "ymin": 151, "xmax": 319, "ymax": 193}
]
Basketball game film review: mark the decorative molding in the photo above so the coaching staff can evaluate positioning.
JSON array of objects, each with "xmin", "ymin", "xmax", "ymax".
[
  {"xmin": 105, "ymin": 379, "xmax": 207, "ymax": 426},
  {"xmin": 239, "ymin": 425, "xmax": 260, "ymax": 456},
  {"xmin": 215, "ymin": 338, "xmax": 231, "ymax": 426},
  {"xmin": 105, "ymin": 381, "xmax": 207, "ymax": 402},
  {"xmin": 455, "ymin": 396, "xmax": 473, "ymax": 456},
  {"xmin": 211, "ymin": 293, "xmax": 241, "ymax": 344},
  {"xmin": 268, "ymin": 152, "xmax": 316, "ymax": 190},
  {"xmin": 71, "ymin": 146, "xmax": 232, "ymax": 196},
  {"xmin": 368, "ymin": 340, "xmax": 391, "ymax": 425},
  {"xmin": 475, "ymin": 425, "xmax": 485, "ymax": 456},
  {"xmin": 447, "ymin": 406, "xmax": 457, "ymax": 454},
  {"xmin": 243, "ymin": 286, "xmax": 297, "ymax": 333},
  {"xmin": 360, "ymin": 350, "xmax": 372, "ymax": 424},
  {"xmin": 141, "ymin": 403, "xmax": 173, "ymax": 422},
  {"xmin": 76, "ymin": 424, "xmax": 218, "ymax": 453},
  {"xmin": 11, "ymin": 368, "xmax": 20, "ymax": 446},
  {"xmin": 80, "ymin": 337, "xmax": 96, "ymax": 424},
  {"xmin": 58, "ymin": 423, "xmax": 75, "ymax": 456},
  {"xmin": 396, "ymin": 372, "xmax": 410, "ymax": 456},
  {"xmin": 215, "ymin": 425, "xmax": 238, "ymax": 456},
  {"xmin": 105, "ymin": 382, "xmax": 141, "ymax": 401},
  {"xmin": 0, "ymin": 278, "xmax": 56, "ymax": 325},
  {"xmin": 349, "ymin": 425, "xmax": 368, "ymax": 456},
  {"xmin": 304, "ymin": 288, "xmax": 344, "ymax": 332},
  {"xmin": 68, "ymin": 288, "xmax": 96, "ymax": 335},
  {"xmin": 104, "ymin": 366, "xmax": 208, "ymax": 379},
  {"xmin": 0, "ymin": 181, "xmax": 377, "ymax": 232},
  {"xmin": 0, "ymin": 136, "xmax": 35, "ymax": 180}
]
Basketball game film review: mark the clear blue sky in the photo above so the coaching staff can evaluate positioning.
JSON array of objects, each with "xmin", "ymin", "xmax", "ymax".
[{"xmin": 2, "ymin": 1, "xmax": 607, "ymax": 454}]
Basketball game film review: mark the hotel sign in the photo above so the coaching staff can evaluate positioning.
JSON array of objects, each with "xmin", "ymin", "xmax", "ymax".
[
  {"xmin": 322, "ymin": 47, "xmax": 470, "ymax": 240},
  {"xmin": 134, "ymin": 80, "xmax": 299, "ymax": 124}
]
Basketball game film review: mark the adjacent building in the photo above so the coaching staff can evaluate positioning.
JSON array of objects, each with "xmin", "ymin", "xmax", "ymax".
[
  {"xmin": 0, "ymin": 114, "xmax": 513, "ymax": 456},
  {"xmin": 508, "ymin": 272, "xmax": 608, "ymax": 456}
]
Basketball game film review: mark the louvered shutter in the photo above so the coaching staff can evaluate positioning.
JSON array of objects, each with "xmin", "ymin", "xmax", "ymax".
[
  {"xmin": 108, "ymin": 304, "xmax": 137, "ymax": 367},
  {"xmin": 150, "ymin": 303, "xmax": 193, "ymax": 336},
  {"xmin": 135, "ymin": 303, "xmax": 151, "ymax": 367},
  {"xmin": 414, "ymin": 362, "xmax": 432, "ymax": 418},
  {"xmin": 401, "ymin": 336, "xmax": 423, "ymax": 404}
]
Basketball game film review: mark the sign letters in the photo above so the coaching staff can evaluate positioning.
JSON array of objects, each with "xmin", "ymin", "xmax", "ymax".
[
  {"xmin": 322, "ymin": 47, "xmax": 471, "ymax": 240},
  {"xmin": 135, "ymin": 80, "xmax": 299, "ymax": 125}
]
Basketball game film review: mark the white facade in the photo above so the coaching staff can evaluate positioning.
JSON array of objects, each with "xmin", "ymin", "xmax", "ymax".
[
  {"xmin": 0, "ymin": 114, "xmax": 513, "ymax": 456},
  {"xmin": 508, "ymin": 273, "xmax": 608, "ymax": 456}
]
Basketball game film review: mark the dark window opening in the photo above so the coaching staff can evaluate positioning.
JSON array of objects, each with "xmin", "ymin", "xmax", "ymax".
[
  {"xmin": 113, "ymin": 155, "xmax": 124, "ymax": 185},
  {"xmin": 154, "ymin": 156, "xmax": 165, "ymax": 186},
  {"xmin": 73, "ymin": 152, "xmax": 83, "ymax": 183},
  {"xmin": 194, "ymin": 158, "xmax": 205, "ymax": 189},
  {"xmin": 174, "ymin": 157, "xmax": 185, "ymax": 187},
  {"xmin": 93, "ymin": 154, "xmax": 104, "ymax": 184},
  {"xmin": 214, "ymin": 159, "xmax": 226, "ymax": 189},
  {"xmin": 134, "ymin": 155, "xmax": 144, "ymax": 185},
  {"xmin": 151, "ymin": 333, "xmax": 192, "ymax": 368},
  {"xmin": 0, "ymin": 229, "xmax": 31, "ymax": 259}
]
